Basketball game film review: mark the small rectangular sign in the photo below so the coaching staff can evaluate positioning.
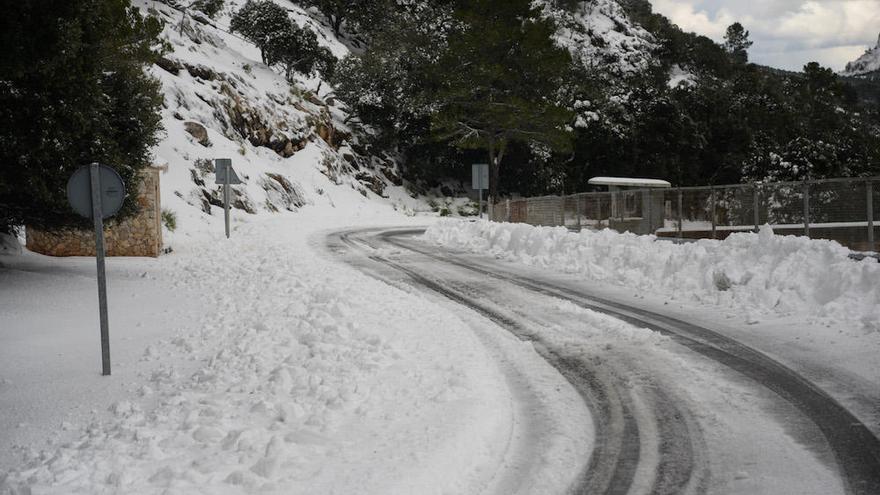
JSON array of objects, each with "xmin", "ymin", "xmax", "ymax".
[
  {"xmin": 215, "ymin": 158, "xmax": 242, "ymax": 185},
  {"xmin": 472, "ymin": 164, "xmax": 489, "ymax": 190}
]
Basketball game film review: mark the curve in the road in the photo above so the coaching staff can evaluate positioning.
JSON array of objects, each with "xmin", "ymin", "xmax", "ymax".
[
  {"xmin": 374, "ymin": 228, "xmax": 880, "ymax": 495},
  {"xmin": 330, "ymin": 229, "xmax": 706, "ymax": 495}
]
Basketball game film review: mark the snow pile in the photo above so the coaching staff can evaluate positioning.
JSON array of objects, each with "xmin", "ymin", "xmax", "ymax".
[
  {"xmin": 423, "ymin": 220, "xmax": 880, "ymax": 329},
  {"xmin": 0, "ymin": 217, "xmax": 518, "ymax": 493},
  {"xmin": 842, "ymin": 33, "xmax": 880, "ymax": 77}
]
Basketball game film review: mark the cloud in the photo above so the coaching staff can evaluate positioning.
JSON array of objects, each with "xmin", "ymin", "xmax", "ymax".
[{"xmin": 650, "ymin": 0, "xmax": 880, "ymax": 71}]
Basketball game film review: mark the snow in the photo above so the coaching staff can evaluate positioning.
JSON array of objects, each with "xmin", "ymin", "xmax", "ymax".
[
  {"xmin": 423, "ymin": 220, "xmax": 880, "ymax": 330},
  {"xmin": 0, "ymin": 2, "xmax": 550, "ymax": 492},
  {"xmin": 842, "ymin": 33, "xmax": 880, "ymax": 77},
  {"xmin": 535, "ymin": 0, "xmax": 656, "ymax": 77},
  {"xmin": 587, "ymin": 176, "xmax": 672, "ymax": 188},
  {"xmin": 668, "ymin": 65, "xmax": 696, "ymax": 89},
  {"xmin": 0, "ymin": 206, "xmax": 588, "ymax": 493}
]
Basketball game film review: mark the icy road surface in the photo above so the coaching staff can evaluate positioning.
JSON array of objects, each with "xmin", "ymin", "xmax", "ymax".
[{"xmin": 327, "ymin": 227, "xmax": 880, "ymax": 495}]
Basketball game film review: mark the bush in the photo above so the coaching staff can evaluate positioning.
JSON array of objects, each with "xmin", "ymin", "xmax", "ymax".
[
  {"xmin": 230, "ymin": 0, "xmax": 335, "ymax": 81},
  {"xmin": 0, "ymin": 1, "xmax": 165, "ymax": 232},
  {"xmin": 192, "ymin": 0, "xmax": 224, "ymax": 18},
  {"xmin": 161, "ymin": 209, "xmax": 177, "ymax": 232}
]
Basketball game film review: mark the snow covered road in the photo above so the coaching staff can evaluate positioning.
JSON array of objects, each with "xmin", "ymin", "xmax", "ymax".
[{"xmin": 329, "ymin": 227, "xmax": 880, "ymax": 495}]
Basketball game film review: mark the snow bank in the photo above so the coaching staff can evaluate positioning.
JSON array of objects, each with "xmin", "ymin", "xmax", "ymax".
[
  {"xmin": 423, "ymin": 220, "xmax": 880, "ymax": 329},
  {"xmin": 0, "ymin": 216, "xmax": 515, "ymax": 494}
]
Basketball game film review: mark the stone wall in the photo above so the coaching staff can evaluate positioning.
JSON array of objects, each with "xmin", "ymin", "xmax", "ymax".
[{"xmin": 26, "ymin": 167, "xmax": 163, "ymax": 257}]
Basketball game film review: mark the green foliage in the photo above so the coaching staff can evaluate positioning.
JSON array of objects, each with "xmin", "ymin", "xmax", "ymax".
[
  {"xmin": 431, "ymin": 0, "xmax": 574, "ymax": 169},
  {"xmin": 334, "ymin": 0, "xmax": 880, "ymax": 198},
  {"xmin": 161, "ymin": 208, "xmax": 177, "ymax": 232},
  {"xmin": 723, "ymin": 22, "xmax": 753, "ymax": 65},
  {"xmin": 299, "ymin": 0, "xmax": 390, "ymax": 37},
  {"xmin": 0, "ymin": 0, "xmax": 165, "ymax": 231},
  {"xmin": 192, "ymin": 0, "xmax": 224, "ymax": 19},
  {"xmin": 231, "ymin": 0, "xmax": 335, "ymax": 80}
]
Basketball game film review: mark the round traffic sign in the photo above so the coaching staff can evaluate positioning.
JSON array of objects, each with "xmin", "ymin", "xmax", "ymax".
[{"xmin": 66, "ymin": 164, "xmax": 126, "ymax": 219}]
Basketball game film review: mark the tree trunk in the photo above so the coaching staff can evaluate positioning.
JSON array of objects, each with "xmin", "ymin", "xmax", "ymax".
[
  {"xmin": 488, "ymin": 139, "xmax": 497, "ymax": 208},
  {"xmin": 332, "ymin": 16, "xmax": 343, "ymax": 36},
  {"xmin": 488, "ymin": 138, "xmax": 505, "ymax": 210}
]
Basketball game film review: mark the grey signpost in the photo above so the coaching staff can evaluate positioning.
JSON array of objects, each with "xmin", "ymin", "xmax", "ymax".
[
  {"xmin": 214, "ymin": 158, "xmax": 242, "ymax": 238},
  {"xmin": 472, "ymin": 164, "xmax": 489, "ymax": 219},
  {"xmin": 67, "ymin": 163, "xmax": 126, "ymax": 376}
]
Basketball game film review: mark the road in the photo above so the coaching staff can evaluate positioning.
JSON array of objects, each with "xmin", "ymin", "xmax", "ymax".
[{"xmin": 326, "ymin": 227, "xmax": 880, "ymax": 495}]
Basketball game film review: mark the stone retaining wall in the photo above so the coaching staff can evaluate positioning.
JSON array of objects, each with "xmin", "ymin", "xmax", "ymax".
[{"xmin": 26, "ymin": 167, "xmax": 163, "ymax": 257}]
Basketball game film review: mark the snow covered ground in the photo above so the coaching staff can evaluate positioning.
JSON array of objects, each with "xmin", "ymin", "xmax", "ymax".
[
  {"xmin": 0, "ymin": 204, "xmax": 587, "ymax": 493},
  {"xmin": 424, "ymin": 220, "xmax": 880, "ymax": 330},
  {"xmin": 422, "ymin": 220, "xmax": 880, "ymax": 437}
]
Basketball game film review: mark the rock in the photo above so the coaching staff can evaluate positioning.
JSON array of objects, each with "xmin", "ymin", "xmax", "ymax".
[
  {"xmin": 184, "ymin": 121, "xmax": 211, "ymax": 147},
  {"xmin": 185, "ymin": 63, "xmax": 218, "ymax": 81},
  {"xmin": 156, "ymin": 56, "xmax": 183, "ymax": 75},
  {"xmin": 260, "ymin": 174, "xmax": 307, "ymax": 212}
]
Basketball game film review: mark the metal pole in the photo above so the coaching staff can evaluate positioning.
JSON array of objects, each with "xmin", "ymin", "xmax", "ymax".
[
  {"xmin": 646, "ymin": 191, "xmax": 652, "ymax": 234},
  {"xmin": 803, "ymin": 180, "xmax": 810, "ymax": 237},
  {"xmin": 479, "ymin": 188, "xmax": 483, "ymax": 220},
  {"xmin": 868, "ymin": 180, "xmax": 874, "ymax": 250},
  {"xmin": 596, "ymin": 196, "xmax": 601, "ymax": 229},
  {"xmin": 560, "ymin": 196, "xmax": 565, "ymax": 227},
  {"xmin": 710, "ymin": 187, "xmax": 717, "ymax": 239},
  {"xmin": 753, "ymin": 183, "xmax": 760, "ymax": 232},
  {"xmin": 576, "ymin": 195, "xmax": 581, "ymax": 230},
  {"xmin": 224, "ymin": 162, "xmax": 231, "ymax": 238},
  {"xmin": 677, "ymin": 188, "xmax": 683, "ymax": 238},
  {"xmin": 89, "ymin": 164, "xmax": 111, "ymax": 376},
  {"xmin": 506, "ymin": 198, "xmax": 510, "ymax": 223}
]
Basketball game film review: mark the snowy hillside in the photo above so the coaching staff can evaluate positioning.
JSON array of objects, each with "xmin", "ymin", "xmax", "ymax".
[
  {"xmin": 842, "ymin": 33, "xmax": 880, "ymax": 78},
  {"xmin": 537, "ymin": 0, "xmax": 656, "ymax": 77},
  {"xmin": 137, "ymin": 0, "xmax": 432, "ymax": 241}
]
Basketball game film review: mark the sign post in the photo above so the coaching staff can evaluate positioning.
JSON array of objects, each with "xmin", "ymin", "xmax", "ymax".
[
  {"xmin": 67, "ymin": 163, "xmax": 126, "ymax": 376},
  {"xmin": 214, "ymin": 158, "xmax": 242, "ymax": 238},
  {"xmin": 472, "ymin": 163, "xmax": 489, "ymax": 219}
]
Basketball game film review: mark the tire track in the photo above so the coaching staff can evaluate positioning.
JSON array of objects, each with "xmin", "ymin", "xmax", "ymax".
[
  {"xmin": 374, "ymin": 228, "xmax": 880, "ymax": 495},
  {"xmin": 328, "ymin": 229, "xmax": 704, "ymax": 495}
]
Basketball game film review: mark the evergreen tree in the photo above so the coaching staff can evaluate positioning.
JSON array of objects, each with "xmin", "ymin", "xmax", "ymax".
[
  {"xmin": 192, "ymin": 0, "xmax": 224, "ymax": 19},
  {"xmin": 432, "ymin": 0, "xmax": 574, "ymax": 205},
  {"xmin": 231, "ymin": 1, "xmax": 334, "ymax": 81},
  {"xmin": 230, "ymin": 0, "xmax": 290, "ymax": 64},
  {"xmin": 723, "ymin": 22, "xmax": 753, "ymax": 65},
  {"xmin": 0, "ymin": 0, "xmax": 164, "ymax": 232},
  {"xmin": 299, "ymin": 0, "xmax": 389, "ymax": 37}
]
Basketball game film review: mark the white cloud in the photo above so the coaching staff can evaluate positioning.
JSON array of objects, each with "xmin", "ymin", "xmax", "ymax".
[{"xmin": 650, "ymin": 0, "xmax": 880, "ymax": 71}]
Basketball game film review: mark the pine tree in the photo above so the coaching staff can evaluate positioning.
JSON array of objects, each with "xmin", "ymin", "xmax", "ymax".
[
  {"xmin": 431, "ymin": 0, "xmax": 573, "ymax": 205},
  {"xmin": 231, "ymin": 0, "xmax": 334, "ymax": 81},
  {"xmin": 299, "ymin": 0, "xmax": 389, "ymax": 37},
  {"xmin": 192, "ymin": 0, "xmax": 224, "ymax": 19},
  {"xmin": 723, "ymin": 22, "xmax": 753, "ymax": 65},
  {"xmin": 230, "ymin": 0, "xmax": 291, "ymax": 64},
  {"xmin": 0, "ymin": 0, "xmax": 164, "ymax": 232}
]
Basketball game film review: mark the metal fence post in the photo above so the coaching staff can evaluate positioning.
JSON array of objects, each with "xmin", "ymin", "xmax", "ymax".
[
  {"xmin": 803, "ymin": 180, "xmax": 810, "ymax": 237},
  {"xmin": 868, "ymin": 180, "xmax": 875, "ymax": 250},
  {"xmin": 560, "ymin": 195, "xmax": 566, "ymax": 227},
  {"xmin": 506, "ymin": 199, "xmax": 510, "ymax": 223},
  {"xmin": 646, "ymin": 190, "xmax": 652, "ymax": 234},
  {"xmin": 753, "ymin": 182, "xmax": 760, "ymax": 232},
  {"xmin": 596, "ymin": 196, "xmax": 602, "ymax": 229},
  {"xmin": 677, "ymin": 188, "xmax": 683, "ymax": 238},
  {"xmin": 710, "ymin": 187, "xmax": 717, "ymax": 239},
  {"xmin": 575, "ymin": 195, "xmax": 581, "ymax": 230}
]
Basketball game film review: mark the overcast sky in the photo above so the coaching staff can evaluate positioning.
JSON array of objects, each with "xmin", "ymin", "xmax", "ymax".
[{"xmin": 650, "ymin": 0, "xmax": 880, "ymax": 71}]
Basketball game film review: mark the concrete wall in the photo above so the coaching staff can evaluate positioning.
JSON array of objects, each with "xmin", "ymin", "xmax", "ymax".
[{"xmin": 26, "ymin": 167, "xmax": 163, "ymax": 257}]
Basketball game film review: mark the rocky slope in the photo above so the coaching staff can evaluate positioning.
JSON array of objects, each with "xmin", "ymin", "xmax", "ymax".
[
  {"xmin": 842, "ymin": 33, "xmax": 880, "ymax": 79},
  {"xmin": 137, "ymin": 0, "xmax": 426, "ymax": 238}
]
